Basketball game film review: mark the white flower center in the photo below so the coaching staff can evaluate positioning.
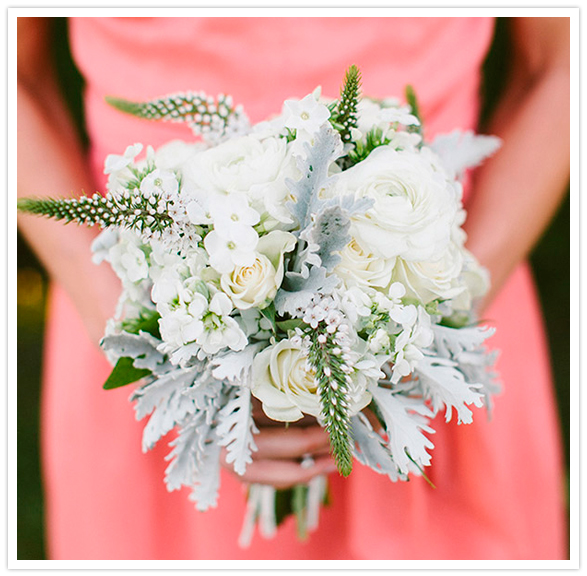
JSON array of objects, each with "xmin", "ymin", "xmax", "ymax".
[
  {"xmin": 300, "ymin": 111, "xmax": 310, "ymax": 121},
  {"xmin": 226, "ymin": 241, "xmax": 236, "ymax": 250}
]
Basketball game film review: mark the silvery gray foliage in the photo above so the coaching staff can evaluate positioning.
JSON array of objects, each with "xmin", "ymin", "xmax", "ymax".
[
  {"xmin": 369, "ymin": 384, "xmax": 435, "ymax": 476},
  {"xmin": 456, "ymin": 349, "xmax": 501, "ymax": 415},
  {"xmin": 164, "ymin": 411, "xmax": 223, "ymax": 511},
  {"xmin": 351, "ymin": 413, "xmax": 405, "ymax": 482},
  {"xmin": 188, "ymin": 441, "xmax": 223, "ymax": 511},
  {"xmin": 210, "ymin": 343, "xmax": 264, "ymax": 384},
  {"xmin": 182, "ymin": 371, "xmax": 226, "ymax": 419},
  {"xmin": 132, "ymin": 365, "xmax": 203, "ymax": 452},
  {"xmin": 216, "ymin": 385, "xmax": 259, "ymax": 476},
  {"xmin": 433, "ymin": 324, "xmax": 496, "ymax": 359},
  {"xmin": 285, "ymin": 124, "xmax": 344, "ymax": 235},
  {"xmin": 101, "ymin": 331, "xmax": 167, "ymax": 372},
  {"xmin": 164, "ymin": 411, "xmax": 212, "ymax": 491},
  {"xmin": 308, "ymin": 195, "xmax": 374, "ymax": 271},
  {"xmin": 414, "ymin": 355, "xmax": 484, "ymax": 425},
  {"xmin": 430, "ymin": 130, "xmax": 501, "ymax": 178},
  {"xmin": 275, "ymin": 266, "xmax": 339, "ymax": 317}
]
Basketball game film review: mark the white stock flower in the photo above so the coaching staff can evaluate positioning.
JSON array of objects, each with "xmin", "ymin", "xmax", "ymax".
[
  {"xmin": 220, "ymin": 230, "xmax": 296, "ymax": 310},
  {"xmin": 196, "ymin": 293, "xmax": 247, "ymax": 355},
  {"xmin": 140, "ymin": 168, "xmax": 179, "ymax": 198},
  {"xmin": 108, "ymin": 231, "xmax": 149, "ymax": 285},
  {"xmin": 104, "ymin": 143, "xmax": 143, "ymax": 175},
  {"xmin": 204, "ymin": 226, "xmax": 259, "ymax": 274},
  {"xmin": 391, "ymin": 307, "xmax": 434, "ymax": 383},
  {"xmin": 209, "ymin": 193, "xmax": 260, "ymax": 230},
  {"xmin": 104, "ymin": 143, "xmax": 143, "ymax": 192},
  {"xmin": 283, "ymin": 91, "xmax": 331, "ymax": 135}
]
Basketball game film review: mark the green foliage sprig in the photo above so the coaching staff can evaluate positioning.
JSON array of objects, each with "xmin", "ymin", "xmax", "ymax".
[
  {"xmin": 329, "ymin": 65, "xmax": 362, "ymax": 144},
  {"xmin": 105, "ymin": 92, "xmax": 246, "ymax": 140},
  {"xmin": 17, "ymin": 191, "xmax": 175, "ymax": 237},
  {"xmin": 306, "ymin": 324, "xmax": 354, "ymax": 477}
]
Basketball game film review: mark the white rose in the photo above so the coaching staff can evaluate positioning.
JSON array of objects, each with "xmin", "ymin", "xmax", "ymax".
[
  {"xmin": 335, "ymin": 237, "xmax": 395, "ymax": 290},
  {"xmin": 220, "ymin": 230, "xmax": 296, "ymax": 310},
  {"xmin": 251, "ymin": 339, "xmax": 321, "ymax": 422},
  {"xmin": 252, "ymin": 338, "xmax": 372, "ymax": 422},
  {"xmin": 182, "ymin": 135, "xmax": 299, "ymax": 227},
  {"xmin": 329, "ymin": 146, "xmax": 460, "ymax": 263}
]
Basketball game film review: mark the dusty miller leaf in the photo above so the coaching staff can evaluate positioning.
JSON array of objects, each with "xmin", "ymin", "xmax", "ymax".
[
  {"xmin": 433, "ymin": 324, "xmax": 495, "ymax": 359},
  {"xmin": 369, "ymin": 385, "xmax": 435, "ymax": 476},
  {"xmin": 275, "ymin": 266, "xmax": 339, "ymax": 316},
  {"xmin": 132, "ymin": 366, "xmax": 202, "ymax": 452},
  {"xmin": 351, "ymin": 413, "xmax": 405, "ymax": 481},
  {"xmin": 215, "ymin": 386, "xmax": 258, "ymax": 475},
  {"xmin": 285, "ymin": 124, "xmax": 343, "ymax": 234},
  {"xmin": 210, "ymin": 343, "xmax": 264, "ymax": 384},
  {"xmin": 164, "ymin": 411, "xmax": 212, "ymax": 491},
  {"xmin": 309, "ymin": 195, "xmax": 374, "ymax": 271},
  {"xmin": 101, "ymin": 331, "xmax": 166, "ymax": 372},
  {"xmin": 430, "ymin": 130, "xmax": 501, "ymax": 177},
  {"xmin": 415, "ymin": 355, "xmax": 485, "ymax": 424},
  {"xmin": 188, "ymin": 441, "xmax": 222, "ymax": 511}
]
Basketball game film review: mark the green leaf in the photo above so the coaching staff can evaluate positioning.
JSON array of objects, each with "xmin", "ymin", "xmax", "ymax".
[
  {"xmin": 103, "ymin": 356, "xmax": 151, "ymax": 390},
  {"xmin": 275, "ymin": 318, "xmax": 305, "ymax": 334},
  {"xmin": 274, "ymin": 487, "xmax": 294, "ymax": 527},
  {"xmin": 121, "ymin": 309, "xmax": 161, "ymax": 339},
  {"xmin": 405, "ymin": 85, "xmax": 424, "ymax": 138},
  {"xmin": 104, "ymin": 96, "xmax": 145, "ymax": 117},
  {"xmin": 292, "ymin": 484, "xmax": 309, "ymax": 540},
  {"xmin": 259, "ymin": 303, "xmax": 277, "ymax": 332}
]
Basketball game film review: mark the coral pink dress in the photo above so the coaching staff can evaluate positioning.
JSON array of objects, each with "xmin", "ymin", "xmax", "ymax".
[{"xmin": 42, "ymin": 17, "xmax": 566, "ymax": 560}]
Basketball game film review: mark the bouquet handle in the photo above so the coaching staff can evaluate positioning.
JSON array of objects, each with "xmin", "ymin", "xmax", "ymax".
[{"xmin": 238, "ymin": 475, "xmax": 328, "ymax": 548}]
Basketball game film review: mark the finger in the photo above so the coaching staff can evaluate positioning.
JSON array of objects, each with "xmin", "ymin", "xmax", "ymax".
[
  {"xmin": 234, "ymin": 455, "xmax": 337, "ymax": 490},
  {"xmin": 253, "ymin": 426, "xmax": 331, "ymax": 460}
]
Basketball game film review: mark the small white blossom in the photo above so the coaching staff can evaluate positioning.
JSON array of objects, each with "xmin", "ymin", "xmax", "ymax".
[
  {"xmin": 283, "ymin": 92, "xmax": 331, "ymax": 135},
  {"xmin": 204, "ymin": 226, "xmax": 259, "ymax": 273},
  {"xmin": 140, "ymin": 168, "xmax": 179, "ymax": 198},
  {"xmin": 104, "ymin": 143, "xmax": 143, "ymax": 174},
  {"xmin": 209, "ymin": 194, "xmax": 260, "ymax": 230}
]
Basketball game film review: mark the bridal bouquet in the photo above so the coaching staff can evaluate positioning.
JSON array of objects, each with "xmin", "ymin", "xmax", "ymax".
[{"xmin": 19, "ymin": 67, "xmax": 500, "ymax": 545}]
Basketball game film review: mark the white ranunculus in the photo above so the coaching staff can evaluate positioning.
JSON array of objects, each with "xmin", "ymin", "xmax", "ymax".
[
  {"xmin": 334, "ymin": 237, "xmax": 395, "ymax": 290},
  {"xmin": 220, "ymin": 230, "xmax": 296, "ymax": 310},
  {"xmin": 450, "ymin": 248, "xmax": 490, "ymax": 312},
  {"xmin": 154, "ymin": 140, "xmax": 206, "ymax": 172},
  {"xmin": 329, "ymin": 146, "xmax": 460, "ymax": 263},
  {"xmin": 391, "ymin": 242, "xmax": 466, "ymax": 304},
  {"xmin": 181, "ymin": 135, "xmax": 299, "ymax": 227}
]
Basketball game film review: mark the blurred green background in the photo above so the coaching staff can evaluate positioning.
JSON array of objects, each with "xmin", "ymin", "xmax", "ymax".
[{"xmin": 17, "ymin": 18, "xmax": 570, "ymax": 559}]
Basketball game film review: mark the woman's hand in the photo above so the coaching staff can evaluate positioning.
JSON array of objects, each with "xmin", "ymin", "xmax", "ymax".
[{"xmin": 220, "ymin": 400, "xmax": 337, "ymax": 490}]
